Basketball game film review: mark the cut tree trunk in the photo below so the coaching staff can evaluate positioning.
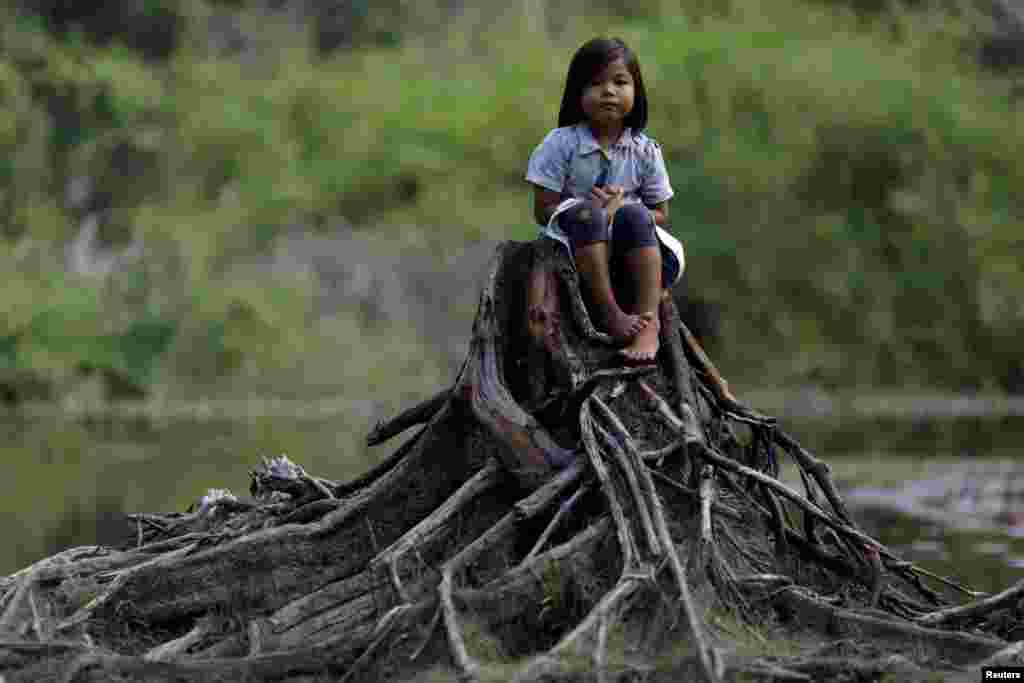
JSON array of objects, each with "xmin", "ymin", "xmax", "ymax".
[{"xmin": 1, "ymin": 239, "xmax": 1020, "ymax": 682}]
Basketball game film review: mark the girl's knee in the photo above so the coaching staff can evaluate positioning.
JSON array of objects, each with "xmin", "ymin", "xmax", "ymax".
[
  {"xmin": 612, "ymin": 203, "xmax": 656, "ymax": 248},
  {"xmin": 562, "ymin": 201, "xmax": 609, "ymax": 246},
  {"xmin": 572, "ymin": 200, "xmax": 609, "ymax": 228}
]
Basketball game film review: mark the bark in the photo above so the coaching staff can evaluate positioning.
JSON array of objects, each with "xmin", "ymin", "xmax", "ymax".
[{"xmin": 1, "ymin": 239, "xmax": 1021, "ymax": 682}]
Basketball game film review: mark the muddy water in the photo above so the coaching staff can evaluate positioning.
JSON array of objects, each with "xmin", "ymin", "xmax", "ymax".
[{"xmin": 4, "ymin": 396, "xmax": 1024, "ymax": 597}]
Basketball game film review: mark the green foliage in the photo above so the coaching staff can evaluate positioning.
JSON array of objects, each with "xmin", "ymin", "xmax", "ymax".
[
  {"xmin": 0, "ymin": 268, "xmax": 176, "ymax": 394},
  {"xmin": 0, "ymin": 0, "xmax": 1022, "ymax": 401}
]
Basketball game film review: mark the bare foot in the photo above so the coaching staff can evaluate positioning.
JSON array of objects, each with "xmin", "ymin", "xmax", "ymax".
[
  {"xmin": 619, "ymin": 313, "xmax": 660, "ymax": 364},
  {"xmin": 604, "ymin": 309, "xmax": 652, "ymax": 345}
]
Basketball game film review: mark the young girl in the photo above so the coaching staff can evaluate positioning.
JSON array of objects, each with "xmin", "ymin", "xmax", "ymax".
[{"xmin": 525, "ymin": 37, "xmax": 684, "ymax": 365}]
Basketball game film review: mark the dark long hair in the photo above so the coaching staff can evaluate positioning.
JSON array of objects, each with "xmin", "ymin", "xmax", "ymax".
[{"xmin": 558, "ymin": 37, "xmax": 648, "ymax": 132}]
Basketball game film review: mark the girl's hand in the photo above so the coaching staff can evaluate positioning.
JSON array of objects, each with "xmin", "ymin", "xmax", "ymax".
[
  {"xmin": 603, "ymin": 187, "xmax": 626, "ymax": 225},
  {"xmin": 589, "ymin": 185, "xmax": 624, "ymax": 208}
]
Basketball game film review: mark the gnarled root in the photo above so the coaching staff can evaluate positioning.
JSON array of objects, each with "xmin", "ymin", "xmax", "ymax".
[{"xmin": 1, "ymin": 240, "xmax": 1018, "ymax": 683}]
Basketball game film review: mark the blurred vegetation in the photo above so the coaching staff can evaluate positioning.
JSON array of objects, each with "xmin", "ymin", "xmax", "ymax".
[{"xmin": 0, "ymin": 0, "xmax": 1022, "ymax": 410}]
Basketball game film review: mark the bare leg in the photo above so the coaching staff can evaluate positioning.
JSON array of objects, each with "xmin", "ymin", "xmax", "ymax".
[
  {"xmin": 574, "ymin": 241, "xmax": 652, "ymax": 345},
  {"xmin": 619, "ymin": 246, "xmax": 662, "ymax": 364}
]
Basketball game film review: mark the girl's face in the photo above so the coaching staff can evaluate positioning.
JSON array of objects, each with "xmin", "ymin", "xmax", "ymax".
[{"xmin": 581, "ymin": 57, "xmax": 635, "ymax": 129}]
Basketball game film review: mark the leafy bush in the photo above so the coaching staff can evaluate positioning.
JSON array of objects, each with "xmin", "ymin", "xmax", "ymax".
[{"xmin": 1, "ymin": 0, "xmax": 1022, "ymax": 402}]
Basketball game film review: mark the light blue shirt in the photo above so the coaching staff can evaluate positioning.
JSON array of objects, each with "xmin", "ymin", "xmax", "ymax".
[
  {"xmin": 526, "ymin": 123, "xmax": 674, "ymax": 209},
  {"xmin": 524, "ymin": 123, "xmax": 684, "ymax": 284}
]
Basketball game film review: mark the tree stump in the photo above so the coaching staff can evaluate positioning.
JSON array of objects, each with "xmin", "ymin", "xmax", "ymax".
[{"xmin": 1, "ymin": 239, "xmax": 1022, "ymax": 682}]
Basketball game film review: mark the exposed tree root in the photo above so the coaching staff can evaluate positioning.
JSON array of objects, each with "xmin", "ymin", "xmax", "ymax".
[
  {"xmin": 916, "ymin": 577, "xmax": 1024, "ymax": 629},
  {"xmin": 366, "ymin": 388, "xmax": 451, "ymax": 447},
  {"xmin": 2, "ymin": 239, "xmax": 1021, "ymax": 682}
]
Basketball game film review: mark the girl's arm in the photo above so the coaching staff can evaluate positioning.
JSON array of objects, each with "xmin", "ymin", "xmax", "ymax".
[
  {"xmin": 639, "ymin": 139, "xmax": 673, "ymax": 227},
  {"xmin": 533, "ymin": 186, "xmax": 563, "ymax": 227},
  {"xmin": 526, "ymin": 128, "xmax": 572, "ymax": 226},
  {"xmin": 648, "ymin": 201, "xmax": 669, "ymax": 228}
]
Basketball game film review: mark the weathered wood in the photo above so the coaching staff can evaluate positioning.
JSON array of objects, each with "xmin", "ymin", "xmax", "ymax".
[
  {"xmin": 916, "ymin": 577, "xmax": 1024, "ymax": 628},
  {"xmin": 679, "ymin": 319, "xmax": 736, "ymax": 404},
  {"xmin": 523, "ymin": 483, "xmax": 592, "ymax": 562},
  {"xmin": 659, "ymin": 295, "xmax": 699, "ymax": 420},
  {"xmin": 580, "ymin": 398, "xmax": 640, "ymax": 572},
  {"xmin": 768, "ymin": 585, "xmax": 1007, "ymax": 666},
  {"xmin": 371, "ymin": 458, "xmax": 503, "ymax": 573},
  {"xmin": 1, "ymin": 239, "xmax": 1020, "ymax": 683},
  {"xmin": 365, "ymin": 388, "xmax": 451, "ymax": 447},
  {"xmin": 591, "ymin": 403, "xmax": 662, "ymax": 557},
  {"xmin": 455, "ymin": 243, "xmax": 577, "ymax": 481}
]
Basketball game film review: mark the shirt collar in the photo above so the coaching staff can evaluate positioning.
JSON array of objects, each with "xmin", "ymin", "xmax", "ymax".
[{"xmin": 576, "ymin": 123, "xmax": 635, "ymax": 154}]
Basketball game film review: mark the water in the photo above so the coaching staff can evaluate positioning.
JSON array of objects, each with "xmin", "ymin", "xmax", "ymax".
[
  {"xmin": 852, "ymin": 504, "xmax": 1024, "ymax": 595},
  {"xmin": 4, "ymin": 393, "xmax": 1024, "ymax": 597},
  {"xmin": 769, "ymin": 399, "xmax": 1024, "ymax": 597},
  {"xmin": 1, "ymin": 404, "xmax": 402, "ymax": 576}
]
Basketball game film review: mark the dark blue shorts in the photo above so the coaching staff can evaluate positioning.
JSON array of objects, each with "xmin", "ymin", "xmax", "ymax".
[{"xmin": 558, "ymin": 201, "xmax": 680, "ymax": 288}]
